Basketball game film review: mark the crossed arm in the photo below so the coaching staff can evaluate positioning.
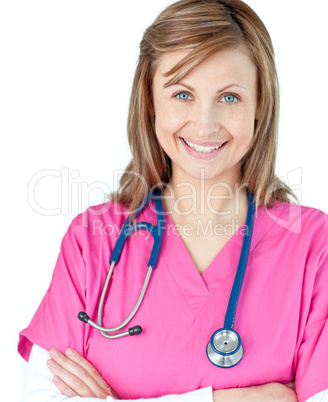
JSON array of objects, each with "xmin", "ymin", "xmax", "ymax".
[{"xmin": 23, "ymin": 344, "xmax": 309, "ymax": 402}]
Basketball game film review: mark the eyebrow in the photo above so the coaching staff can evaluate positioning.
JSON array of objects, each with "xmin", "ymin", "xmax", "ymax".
[{"xmin": 164, "ymin": 81, "xmax": 248, "ymax": 93}]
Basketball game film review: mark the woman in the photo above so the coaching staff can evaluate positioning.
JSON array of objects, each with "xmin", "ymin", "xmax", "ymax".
[{"xmin": 19, "ymin": 0, "xmax": 328, "ymax": 401}]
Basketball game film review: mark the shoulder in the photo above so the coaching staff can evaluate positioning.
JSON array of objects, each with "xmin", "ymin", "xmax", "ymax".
[
  {"xmin": 257, "ymin": 201, "xmax": 328, "ymax": 236},
  {"xmin": 63, "ymin": 200, "xmax": 131, "ymax": 244},
  {"xmin": 255, "ymin": 201, "xmax": 328, "ymax": 265}
]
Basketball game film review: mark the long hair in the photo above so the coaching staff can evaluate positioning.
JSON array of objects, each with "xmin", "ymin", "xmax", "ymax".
[{"xmin": 111, "ymin": 0, "xmax": 297, "ymax": 220}]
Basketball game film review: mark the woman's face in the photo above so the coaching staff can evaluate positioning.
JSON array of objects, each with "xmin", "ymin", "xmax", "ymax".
[{"xmin": 152, "ymin": 45, "xmax": 259, "ymax": 186}]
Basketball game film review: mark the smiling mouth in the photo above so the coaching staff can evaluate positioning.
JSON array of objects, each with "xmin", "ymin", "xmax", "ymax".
[{"xmin": 181, "ymin": 138, "xmax": 228, "ymax": 153}]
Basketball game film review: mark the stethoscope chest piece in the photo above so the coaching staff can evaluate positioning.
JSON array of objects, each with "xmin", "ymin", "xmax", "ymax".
[{"xmin": 206, "ymin": 328, "xmax": 243, "ymax": 368}]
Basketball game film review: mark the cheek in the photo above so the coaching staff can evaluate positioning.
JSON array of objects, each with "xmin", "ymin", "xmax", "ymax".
[
  {"xmin": 224, "ymin": 108, "xmax": 256, "ymax": 142},
  {"xmin": 155, "ymin": 103, "xmax": 188, "ymax": 142}
]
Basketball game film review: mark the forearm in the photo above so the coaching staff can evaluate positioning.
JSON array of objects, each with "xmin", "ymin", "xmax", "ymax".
[
  {"xmin": 26, "ymin": 344, "xmax": 328, "ymax": 402},
  {"xmin": 213, "ymin": 384, "xmax": 328, "ymax": 402},
  {"xmin": 24, "ymin": 344, "xmax": 213, "ymax": 402},
  {"xmin": 213, "ymin": 386, "xmax": 259, "ymax": 402},
  {"xmin": 212, "ymin": 382, "xmax": 298, "ymax": 402}
]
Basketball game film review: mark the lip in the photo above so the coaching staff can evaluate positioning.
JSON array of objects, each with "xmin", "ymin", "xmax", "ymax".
[
  {"xmin": 180, "ymin": 136, "xmax": 227, "ymax": 147},
  {"xmin": 179, "ymin": 137, "xmax": 228, "ymax": 160}
]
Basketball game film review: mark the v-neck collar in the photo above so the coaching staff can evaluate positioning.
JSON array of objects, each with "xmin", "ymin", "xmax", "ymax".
[
  {"xmin": 163, "ymin": 210, "xmax": 246, "ymax": 291},
  {"xmin": 138, "ymin": 198, "xmax": 290, "ymax": 318}
]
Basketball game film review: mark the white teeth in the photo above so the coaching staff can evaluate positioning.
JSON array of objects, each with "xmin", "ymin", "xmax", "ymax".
[{"xmin": 183, "ymin": 138, "xmax": 226, "ymax": 153}]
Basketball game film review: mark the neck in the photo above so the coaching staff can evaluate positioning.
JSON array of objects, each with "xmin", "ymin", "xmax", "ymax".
[{"xmin": 162, "ymin": 169, "xmax": 248, "ymax": 226}]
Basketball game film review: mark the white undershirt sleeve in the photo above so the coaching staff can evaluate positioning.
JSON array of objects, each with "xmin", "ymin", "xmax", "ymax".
[
  {"xmin": 306, "ymin": 391, "xmax": 328, "ymax": 402},
  {"xmin": 22, "ymin": 344, "xmax": 213, "ymax": 402}
]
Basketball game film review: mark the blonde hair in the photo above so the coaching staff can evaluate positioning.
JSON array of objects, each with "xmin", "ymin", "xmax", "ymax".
[{"xmin": 111, "ymin": 0, "xmax": 297, "ymax": 218}]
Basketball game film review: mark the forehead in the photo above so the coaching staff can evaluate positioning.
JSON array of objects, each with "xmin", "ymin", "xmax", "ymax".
[{"xmin": 153, "ymin": 44, "xmax": 257, "ymax": 87}]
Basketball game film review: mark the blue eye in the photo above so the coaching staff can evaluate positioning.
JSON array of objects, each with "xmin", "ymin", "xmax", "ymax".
[
  {"xmin": 222, "ymin": 94, "xmax": 238, "ymax": 103},
  {"xmin": 175, "ymin": 92, "xmax": 192, "ymax": 101}
]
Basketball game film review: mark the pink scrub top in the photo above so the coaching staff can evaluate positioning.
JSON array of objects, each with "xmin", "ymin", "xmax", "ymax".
[{"xmin": 18, "ymin": 200, "xmax": 328, "ymax": 402}]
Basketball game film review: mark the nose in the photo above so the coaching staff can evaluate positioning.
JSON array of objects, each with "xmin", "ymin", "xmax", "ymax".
[{"xmin": 190, "ymin": 103, "xmax": 221, "ymax": 137}]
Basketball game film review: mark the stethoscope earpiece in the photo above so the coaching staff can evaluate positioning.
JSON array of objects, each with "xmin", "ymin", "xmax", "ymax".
[
  {"xmin": 77, "ymin": 188, "xmax": 165, "ymax": 340},
  {"xmin": 206, "ymin": 328, "xmax": 243, "ymax": 368}
]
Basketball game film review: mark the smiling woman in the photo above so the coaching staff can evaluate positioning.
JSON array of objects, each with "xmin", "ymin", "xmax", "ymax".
[{"xmin": 17, "ymin": 1, "xmax": 328, "ymax": 402}]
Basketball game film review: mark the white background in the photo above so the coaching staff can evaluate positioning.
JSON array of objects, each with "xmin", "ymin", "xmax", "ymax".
[{"xmin": 1, "ymin": 1, "xmax": 327, "ymax": 400}]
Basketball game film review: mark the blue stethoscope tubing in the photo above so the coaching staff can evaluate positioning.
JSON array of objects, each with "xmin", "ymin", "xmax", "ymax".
[
  {"xmin": 78, "ymin": 188, "xmax": 165, "ymax": 339},
  {"xmin": 78, "ymin": 188, "xmax": 255, "ymax": 368},
  {"xmin": 206, "ymin": 190, "xmax": 255, "ymax": 368}
]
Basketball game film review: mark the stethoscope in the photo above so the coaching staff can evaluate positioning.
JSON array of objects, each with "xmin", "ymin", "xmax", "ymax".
[{"xmin": 78, "ymin": 187, "xmax": 255, "ymax": 368}]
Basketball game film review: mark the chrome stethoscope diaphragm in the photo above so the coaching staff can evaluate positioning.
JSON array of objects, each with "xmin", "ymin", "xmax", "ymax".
[
  {"xmin": 206, "ymin": 191, "xmax": 255, "ymax": 368},
  {"xmin": 206, "ymin": 328, "xmax": 243, "ymax": 368}
]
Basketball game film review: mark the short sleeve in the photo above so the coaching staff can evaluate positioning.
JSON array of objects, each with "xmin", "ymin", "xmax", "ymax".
[
  {"xmin": 295, "ymin": 222, "xmax": 328, "ymax": 402},
  {"xmin": 18, "ymin": 213, "xmax": 87, "ymax": 362}
]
